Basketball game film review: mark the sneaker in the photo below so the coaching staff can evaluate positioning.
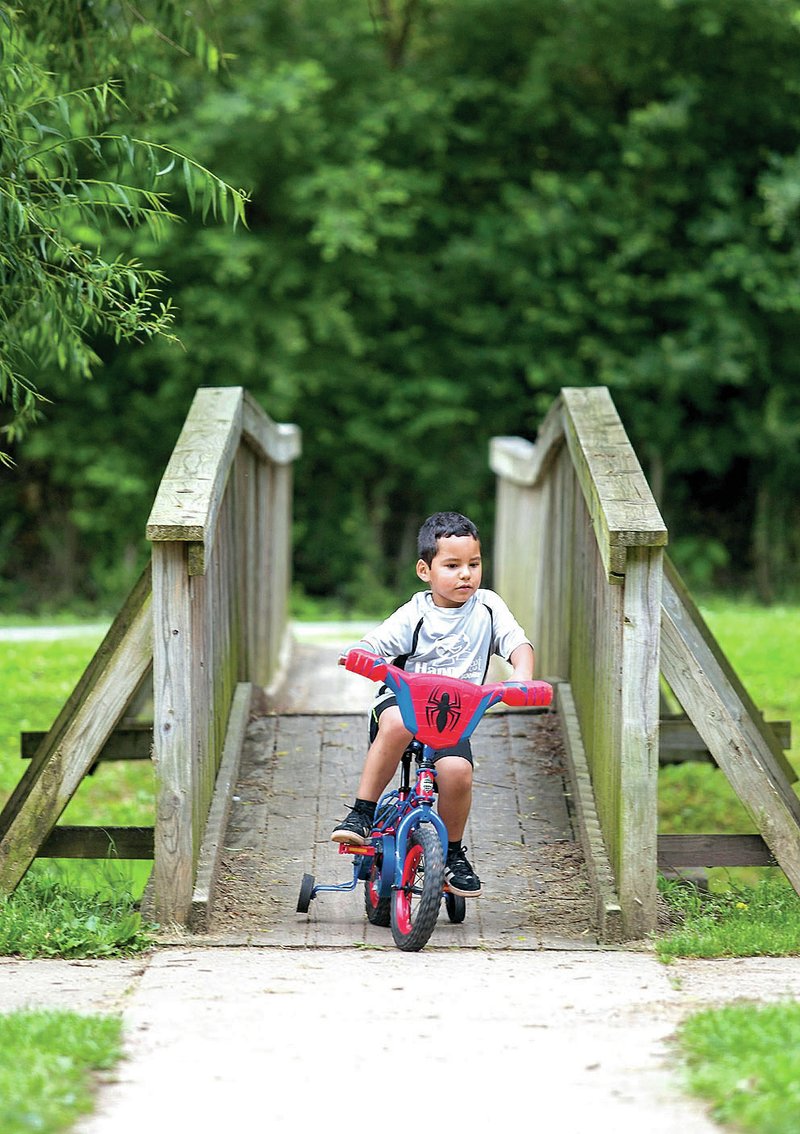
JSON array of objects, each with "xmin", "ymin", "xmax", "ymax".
[
  {"xmin": 445, "ymin": 845, "xmax": 482, "ymax": 897},
  {"xmin": 331, "ymin": 809, "xmax": 372, "ymax": 845}
]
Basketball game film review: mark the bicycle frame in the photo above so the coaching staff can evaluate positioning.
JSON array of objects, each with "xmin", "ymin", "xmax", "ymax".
[
  {"xmin": 297, "ymin": 648, "xmax": 553, "ymax": 948},
  {"xmin": 309, "ymin": 741, "xmax": 447, "ymax": 903}
]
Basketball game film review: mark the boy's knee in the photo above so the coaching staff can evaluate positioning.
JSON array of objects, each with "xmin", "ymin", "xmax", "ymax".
[
  {"xmin": 436, "ymin": 756, "xmax": 473, "ymax": 791},
  {"xmin": 376, "ymin": 707, "xmax": 412, "ymax": 746}
]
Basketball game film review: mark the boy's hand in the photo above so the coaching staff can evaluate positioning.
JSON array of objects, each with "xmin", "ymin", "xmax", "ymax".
[{"xmin": 339, "ymin": 648, "xmax": 388, "ymax": 680}]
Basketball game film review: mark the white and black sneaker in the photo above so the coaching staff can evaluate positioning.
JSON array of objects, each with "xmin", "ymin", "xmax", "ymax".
[
  {"xmin": 331, "ymin": 809, "xmax": 372, "ymax": 845},
  {"xmin": 445, "ymin": 845, "xmax": 482, "ymax": 897}
]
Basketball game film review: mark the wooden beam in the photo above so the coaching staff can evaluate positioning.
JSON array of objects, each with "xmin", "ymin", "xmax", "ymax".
[
  {"xmin": 146, "ymin": 386, "xmax": 244, "ymax": 573},
  {"xmin": 556, "ymin": 683, "xmax": 624, "ymax": 943},
  {"xmin": 560, "ymin": 387, "xmax": 667, "ymax": 582},
  {"xmin": 658, "ymin": 834, "xmax": 777, "ymax": 869},
  {"xmin": 658, "ymin": 717, "xmax": 793, "ymax": 776},
  {"xmin": 189, "ymin": 683, "xmax": 253, "ymax": 931},
  {"xmin": 38, "ymin": 826, "xmax": 154, "ymax": 860},
  {"xmin": 660, "ymin": 717, "xmax": 791, "ymax": 753},
  {"xmin": 151, "ymin": 540, "xmax": 201, "ymax": 927},
  {"xmin": 489, "ymin": 396, "xmax": 566, "ymax": 488},
  {"xmin": 242, "ymin": 390, "xmax": 302, "ymax": 465},
  {"xmin": 22, "ymin": 724, "xmax": 153, "ymax": 765}
]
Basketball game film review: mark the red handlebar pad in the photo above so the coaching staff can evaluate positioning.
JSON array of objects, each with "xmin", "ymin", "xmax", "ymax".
[{"xmin": 342, "ymin": 648, "xmax": 552, "ymax": 748}]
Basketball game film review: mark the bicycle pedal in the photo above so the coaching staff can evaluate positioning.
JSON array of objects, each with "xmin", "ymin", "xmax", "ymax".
[{"xmin": 337, "ymin": 843, "xmax": 376, "ymax": 856}]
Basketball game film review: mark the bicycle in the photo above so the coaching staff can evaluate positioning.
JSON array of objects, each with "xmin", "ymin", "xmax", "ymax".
[{"xmin": 296, "ymin": 647, "xmax": 553, "ymax": 952}]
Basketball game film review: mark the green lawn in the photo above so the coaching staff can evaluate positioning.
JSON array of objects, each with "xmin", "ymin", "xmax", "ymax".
[{"xmin": 0, "ymin": 1010, "xmax": 123, "ymax": 1134}]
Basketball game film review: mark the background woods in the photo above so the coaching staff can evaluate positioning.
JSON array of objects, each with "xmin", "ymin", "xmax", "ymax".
[{"xmin": 2, "ymin": 0, "xmax": 799, "ymax": 614}]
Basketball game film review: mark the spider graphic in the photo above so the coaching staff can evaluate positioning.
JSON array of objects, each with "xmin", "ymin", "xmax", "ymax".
[{"xmin": 425, "ymin": 688, "xmax": 462, "ymax": 734}]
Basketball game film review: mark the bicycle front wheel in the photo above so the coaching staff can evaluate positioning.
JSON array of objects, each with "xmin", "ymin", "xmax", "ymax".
[{"xmin": 391, "ymin": 823, "xmax": 444, "ymax": 952}]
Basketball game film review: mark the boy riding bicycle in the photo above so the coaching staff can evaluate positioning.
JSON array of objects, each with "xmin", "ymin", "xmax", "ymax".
[{"xmin": 332, "ymin": 510, "xmax": 535, "ymax": 897}]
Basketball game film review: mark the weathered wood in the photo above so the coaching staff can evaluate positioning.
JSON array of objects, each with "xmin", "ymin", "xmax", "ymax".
[
  {"xmin": 242, "ymin": 389, "xmax": 301, "ymax": 465},
  {"xmin": 146, "ymin": 389, "xmax": 301, "ymax": 925},
  {"xmin": 190, "ymin": 683, "xmax": 253, "ymax": 931},
  {"xmin": 151, "ymin": 541, "xmax": 203, "ymax": 926},
  {"xmin": 38, "ymin": 826, "xmax": 155, "ymax": 859},
  {"xmin": 658, "ymin": 716, "xmax": 792, "ymax": 771},
  {"xmin": 661, "ymin": 559, "xmax": 800, "ymax": 893},
  {"xmin": 616, "ymin": 544, "xmax": 662, "ymax": 938},
  {"xmin": 492, "ymin": 390, "xmax": 668, "ymax": 939},
  {"xmin": 0, "ymin": 568, "xmax": 153, "ymax": 893},
  {"xmin": 560, "ymin": 387, "xmax": 668, "ymax": 583},
  {"xmin": 146, "ymin": 386, "xmax": 244, "ymax": 564},
  {"xmin": 21, "ymin": 723, "xmax": 153, "ymax": 764},
  {"xmin": 555, "ymin": 683, "xmax": 623, "ymax": 943},
  {"xmin": 660, "ymin": 717, "xmax": 791, "ymax": 752},
  {"xmin": 657, "ymin": 834, "xmax": 777, "ymax": 869},
  {"xmin": 489, "ymin": 394, "xmax": 565, "ymax": 488}
]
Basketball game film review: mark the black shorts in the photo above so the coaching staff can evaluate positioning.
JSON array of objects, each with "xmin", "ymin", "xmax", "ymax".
[{"xmin": 369, "ymin": 689, "xmax": 474, "ymax": 764}]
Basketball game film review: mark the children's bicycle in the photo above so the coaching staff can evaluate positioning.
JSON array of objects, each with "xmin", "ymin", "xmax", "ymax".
[{"xmin": 296, "ymin": 648, "xmax": 553, "ymax": 952}]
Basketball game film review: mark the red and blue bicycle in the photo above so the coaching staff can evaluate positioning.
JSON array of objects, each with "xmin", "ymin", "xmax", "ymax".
[{"xmin": 296, "ymin": 648, "xmax": 553, "ymax": 952}]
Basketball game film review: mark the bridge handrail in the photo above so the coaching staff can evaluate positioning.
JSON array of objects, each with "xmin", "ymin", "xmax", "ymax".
[
  {"xmin": 146, "ymin": 386, "xmax": 301, "ymax": 925},
  {"xmin": 490, "ymin": 386, "xmax": 666, "ymax": 939}
]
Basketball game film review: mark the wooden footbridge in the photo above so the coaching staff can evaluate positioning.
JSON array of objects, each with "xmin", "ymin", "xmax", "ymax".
[{"xmin": 1, "ymin": 386, "xmax": 797, "ymax": 943}]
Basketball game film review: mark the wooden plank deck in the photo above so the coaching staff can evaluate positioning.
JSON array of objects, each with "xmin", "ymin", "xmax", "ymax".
[{"xmin": 208, "ymin": 641, "xmax": 597, "ymax": 949}]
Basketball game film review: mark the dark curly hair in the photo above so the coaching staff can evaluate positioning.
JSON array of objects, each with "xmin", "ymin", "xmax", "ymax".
[{"xmin": 417, "ymin": 511, "xmax": 480, "ymax": 565}]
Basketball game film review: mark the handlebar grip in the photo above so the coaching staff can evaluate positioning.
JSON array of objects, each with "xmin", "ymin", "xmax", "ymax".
[
  {"xmin": 500, "ymin": 680, "xmax": 553, "ymax": 707},
  {"xmin": 341, "ymin": 648, "xmax": 389, "ymax": 682}
]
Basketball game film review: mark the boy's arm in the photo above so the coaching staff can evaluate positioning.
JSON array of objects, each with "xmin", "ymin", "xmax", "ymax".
[{"xmin": 509, "ymin": 642, "xmax": 535, "ymax": 681}]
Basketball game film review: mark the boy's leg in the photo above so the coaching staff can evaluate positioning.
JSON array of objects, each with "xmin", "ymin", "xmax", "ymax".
[
  {"xmin": 437, "ymin": 755, "xmax": 482, "ymax": 897},
  {"xmin": 355, "ymin": 705, "xmax": 412, "ymax": 801},
  {"xmin": 434, "ymin": 755, "xmax": 473, "ymax": 842},
  {"xmin": 331, "ymin": 706, "xmax": 411, "ymax": 844}
]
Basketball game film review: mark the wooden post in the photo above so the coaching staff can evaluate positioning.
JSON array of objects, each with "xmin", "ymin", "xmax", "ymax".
[{"xmin": 151, "ymin": 542, "xmax": 203, "ymax": 925}]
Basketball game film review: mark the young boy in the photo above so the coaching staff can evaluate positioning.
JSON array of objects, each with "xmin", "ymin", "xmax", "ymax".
[{"xmin": 331, "ymin": 510, "xmax": 534, "ymax": 897}]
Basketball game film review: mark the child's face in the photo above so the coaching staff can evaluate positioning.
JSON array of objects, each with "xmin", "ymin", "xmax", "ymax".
[{"xmin": 416, "ymin": 534, "xmax": 482, "ymax": 608}]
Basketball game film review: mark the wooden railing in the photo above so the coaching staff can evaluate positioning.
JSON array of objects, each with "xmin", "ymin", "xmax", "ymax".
[
  {"xmin": 491, "ymin": 387, "xmax": 667, "ymax": 939},
  {"xmin": 146, "ymin": 387, "xmax": 300, "ymax": 926},
  {"xmin": 0, "ymin": 388, "xmax": 300, "ymax": 926}
]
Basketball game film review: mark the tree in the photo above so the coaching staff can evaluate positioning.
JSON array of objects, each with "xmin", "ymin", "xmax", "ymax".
[
  {"xmin": 0, "ymin": 1, "xmax": 246, "ymax": 452},
  {"xmin": 3, "ymin": 0, "xmax": 800, "ymax": 610}
]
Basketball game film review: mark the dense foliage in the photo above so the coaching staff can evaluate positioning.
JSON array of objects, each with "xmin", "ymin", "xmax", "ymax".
[{"xmin": 2, "ymin": 0, "xmax": 799, "ymax": 612}]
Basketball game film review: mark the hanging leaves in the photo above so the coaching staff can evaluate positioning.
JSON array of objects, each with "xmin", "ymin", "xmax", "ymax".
[{"xmin": 0, "ymin": 2, "xmax": 248, "ymax": 456}]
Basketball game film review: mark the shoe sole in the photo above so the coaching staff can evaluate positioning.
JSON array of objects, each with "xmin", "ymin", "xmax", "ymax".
[
  {"xmin": 445, "ymin": 881, "xmax": 482, "ymax": 897},
  {"xmin": 331, "ymin": 829, "xmax": 369, "ymax": 845}
]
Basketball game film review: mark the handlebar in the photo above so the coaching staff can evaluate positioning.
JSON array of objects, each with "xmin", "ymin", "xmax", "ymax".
[{"xmin": 339, "ymin": 648, "xmax": 553, "ymax": 749}]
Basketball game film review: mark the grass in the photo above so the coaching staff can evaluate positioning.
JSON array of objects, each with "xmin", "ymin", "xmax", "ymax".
[
  {"xmin": 656, "ymin": 876, "xmax": 800, "ymax": 963},
  {"xmin": 677, "ymin": 1001, "xmax": 800, "ymax": 1134},
  {"xmin": 0, "ymin": 1009, "xmax": 124, "ymax": 1134},
  {"xmin": 0, "ymin": 867, "xmax": 155, "ymax": 958}
]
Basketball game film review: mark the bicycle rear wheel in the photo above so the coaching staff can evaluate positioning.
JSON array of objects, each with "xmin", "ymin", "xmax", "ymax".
[
  {"xmin": 364, "ymin": 853, "xmax": 391, "ymax": 926},
  {"xmin": 391, "ymin": 824, "xmax": 444, "ymax": 952}
]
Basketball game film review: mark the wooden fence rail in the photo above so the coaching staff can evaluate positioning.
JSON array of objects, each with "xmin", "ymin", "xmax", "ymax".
[
  {"xmin": 491, "ymin": 385, "xmax": 799, "ymax": 940},
  {"xmin": 491, "ymin": 387, "xmax": 667, "ymax": 939},
  {"xmin": 0, "ymin": 387, "xmax": 300, "ymax": 930},
  {"xmin": 146, "ymin": 387, "xmax": 300, "ymax": 925}
]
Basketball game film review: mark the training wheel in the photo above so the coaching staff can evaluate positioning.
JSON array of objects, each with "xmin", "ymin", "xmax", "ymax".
[
  {"xmin": 296, "ymin": 872, "xmax": 315, "ymax": 913},
  {"xmin": 445, "ymin": 891, "xmax": 466, "ymax": 924}
]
